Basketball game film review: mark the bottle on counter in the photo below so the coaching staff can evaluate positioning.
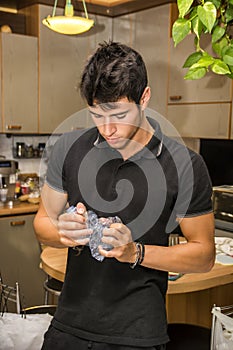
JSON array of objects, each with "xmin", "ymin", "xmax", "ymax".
[
  {"xmin": 16, "ymin": 142, "xmax": 26, "ymax": 158},
  {"xmin": 14, "ymin": 171, "xmax": 21, "ymax": 199}
]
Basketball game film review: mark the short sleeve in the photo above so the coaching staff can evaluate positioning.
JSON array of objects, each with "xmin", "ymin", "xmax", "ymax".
[
  {"xmin": 45, "ymin": 130, "xmax": 84, "ymax": 193},
  {"xmin": 176, "ymin": 152, "xmax": 213, "ymax": 218}
]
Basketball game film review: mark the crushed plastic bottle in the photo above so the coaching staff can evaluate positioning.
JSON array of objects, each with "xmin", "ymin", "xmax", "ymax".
[
  {"xmin": 86, "ymin": 210, "xmax": 122, "ymax": 262},
  {"xmin": 65, "ymin": 206, "xmax": 121, "ymax": 261}
]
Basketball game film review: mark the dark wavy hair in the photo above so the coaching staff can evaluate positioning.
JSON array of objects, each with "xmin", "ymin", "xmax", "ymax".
[{"xmin": 80, "ymin": 41, "xmax": 148, "ymax": 106}]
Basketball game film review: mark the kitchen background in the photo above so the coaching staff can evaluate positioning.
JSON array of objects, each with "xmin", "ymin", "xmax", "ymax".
[
  {"xmin": 1, "ymin": 1, "xmax": 232, "ymax": 182},
  {"xmin": 0, "ymin": 0, "xmax": 232, "ymax": 324}
]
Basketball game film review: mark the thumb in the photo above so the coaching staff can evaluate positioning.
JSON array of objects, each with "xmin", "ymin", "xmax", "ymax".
[{"xmin": 76, "ymin": 202, "xmax": 86, "ymax": 215}]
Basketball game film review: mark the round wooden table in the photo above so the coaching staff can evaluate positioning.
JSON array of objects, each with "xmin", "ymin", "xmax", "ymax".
[
  {"xmin": 40, "ymin": 246, "xmax": 233, "ymax": 328},
  {"xmin": 40, "ymin": 246, "xmax": 67, "ymax": 282}
]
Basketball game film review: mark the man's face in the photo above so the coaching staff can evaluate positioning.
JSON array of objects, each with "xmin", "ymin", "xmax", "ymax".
[{"xmin": 89, "ymin": 97, "xmax": 142, "ymax": 150}]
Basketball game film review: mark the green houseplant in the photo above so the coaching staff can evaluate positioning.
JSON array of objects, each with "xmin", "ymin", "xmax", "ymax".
[{"xmin": 172, "ymin": 0, "xmax": 233, "ymax": 79}]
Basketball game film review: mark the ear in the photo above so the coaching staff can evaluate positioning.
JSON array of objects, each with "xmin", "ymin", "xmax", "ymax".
[{"xmin": 140, "ymin": 86, "xmax": 151, "ymax": 110}]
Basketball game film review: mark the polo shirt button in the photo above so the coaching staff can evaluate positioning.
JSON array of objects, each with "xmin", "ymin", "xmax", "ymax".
[{"xmin": 87, "ymin": 341, "xmax": 92, "ymax": 349}]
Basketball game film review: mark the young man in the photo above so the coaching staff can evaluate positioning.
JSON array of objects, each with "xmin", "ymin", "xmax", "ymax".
[{"xmin": 34, "ymin": 41, "xmax": 215, "ymax": 350}]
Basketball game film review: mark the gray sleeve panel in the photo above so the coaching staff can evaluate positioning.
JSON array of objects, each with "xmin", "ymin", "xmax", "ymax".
[{"xmin": 45, "ymin": 129, "xmax": 86, "ymax": 193}]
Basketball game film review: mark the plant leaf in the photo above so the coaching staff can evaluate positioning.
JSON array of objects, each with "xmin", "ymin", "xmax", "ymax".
[
  {"xmin": 227, "ymin": 65, "xmax": 233, "ymax": 79},
  {"xmin": 211, "ymin": 60, "xmax": 231, "ymax": 74},
  {"xmin": 209, "ymin": 0, "xmax": 221, "ymax": 9},
  {"xmin": 229, "ymin": 0, "xmax": 233, "ymax": 5},
  {"xmin": 225, "ymin": 5, "xmax": 233, "ymax": 23},
  {"xmin": 184, "ymin": 67, "xmax": 207, "ymax": 80},
  {"xmin": 177, "ymin": 0, "xmax": 194, "ymax": 18},
  {"xmin": 223, "ymin": 47, "xmax": 233, "ymax": 66},
  {"xmin": 212, "ymin": 26, "xmax": 226, "ymax": 43},
  {"xmin": 191, "ymin": 55, "xmax": 215, "ymax": 68},
  {"xmin": 172, "ymin": 19, "xmax": 191, "ymax": 46},
  {"xmin": 197, "ymin": 2, "xmax": 217, "ymax": 32},
  {"xmin": 191, "ymin": 16, "xmax": 203, "ymax": 39},
  {"xmin": 183, "ymin": 51, "xmax": 203, "ymax": 68},
  {"xmin": 212, "ymin": 37, "xmax": 228, "ymax": 56}
]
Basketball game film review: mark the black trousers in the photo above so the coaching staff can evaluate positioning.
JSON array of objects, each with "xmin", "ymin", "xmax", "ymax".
[{"xmin": 41, "ymin": 325, "xmax": 166, "ymax": 350}]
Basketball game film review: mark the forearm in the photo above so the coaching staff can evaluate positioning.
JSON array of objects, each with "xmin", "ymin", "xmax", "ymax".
[
  {"xmin": 33, "ymin": 212, "xmax": 66, "ymax": 248},
  {"xmin": 142, "ymin": 241, "xmax": 215, "ymax": 273}
]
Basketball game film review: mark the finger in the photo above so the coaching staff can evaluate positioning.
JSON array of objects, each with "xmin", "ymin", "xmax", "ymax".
[
  {"xmin": 101, "ymin": 236, "xmax": 118, "ymax": 247},
  {"xmin": 60, "ymin": 236, "xmax": 89, "ymax": 247},
  {"xmin": 59, "ymin": 227, "xmax": 92, "ymax": 238},
  {"xmin": 62, "ymin": 212, "xmax": 86, "ymax": 224},
  {"xmin": 102, "ymin": 227, "xmax": 130, "ymax": 246},
  {"xmin": 58, "ymin": 219, "xmax": 87, "ymax": 231},
  {"xmin": 98, "ymin": 246, "xmax": 117, "ymax": 258},
  {"xmin": 76, "ymin": 202, "xmax": 87, "ymax": 215}
]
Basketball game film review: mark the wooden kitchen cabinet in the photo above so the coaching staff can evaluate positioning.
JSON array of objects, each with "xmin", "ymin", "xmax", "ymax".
[
  {"xmin": 167, "ymin": 103, "xmax": 231, "ymax": 139},
  {"xmin": 38, "ymin": 5, "xmax": 112, "ymax": 133},
  {"xmin": 231, "ymin": 108, "xmax": 233, "ymax": 139},
  {"xmin": 168, "ymin": 35, "xmax": 232, "ymax": 104},
  {"xmin": 0, "ymin": 33, "xmax": 38, "ymax": 133},
  {"xmin": 0, "ymin": 213, "xmax": 46, "ymax": 309},
  {"xmin": 167, "ymin": 4, "xmax": 233, "ymax": 139},
  {"xmin": 113, "ymin": 4, "xmax": 170, "ymax": 118}
]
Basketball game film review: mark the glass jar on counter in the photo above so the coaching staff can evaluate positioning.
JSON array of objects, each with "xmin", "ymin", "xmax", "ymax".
[
  {"xmin": 16, "ymin": 142, "xmax": 26, "ymax": 158},
  {"xmin": 38, "ymin": 143, "xmax": 46, "ymax": 157},
  {"xmin": 20, "ymin": 182, "xmax": 30, "ymax": 195},
  {"xmin": 25, "ymin": 144, "xmax": 34, "ymax": 158}
]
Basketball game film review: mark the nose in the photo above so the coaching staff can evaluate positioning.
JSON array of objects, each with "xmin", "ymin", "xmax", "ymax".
[{"xmin": 102, "ymin": 118, "xmax": 116, "ymax": 136}]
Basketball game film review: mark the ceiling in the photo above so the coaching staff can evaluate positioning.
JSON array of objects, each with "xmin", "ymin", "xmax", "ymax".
[{"xmin": 0, "ymin": 0, "xmax": 172, "ymax": 17}]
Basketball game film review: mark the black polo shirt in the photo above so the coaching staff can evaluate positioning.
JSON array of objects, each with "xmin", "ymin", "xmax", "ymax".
[{"xmin": 45, "ymin": 118, "xmax": 212, "ymax": 347}]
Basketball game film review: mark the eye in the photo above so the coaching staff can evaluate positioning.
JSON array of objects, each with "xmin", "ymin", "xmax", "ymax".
[
  {"xmin": 116, "ymin": 114, "xmax": 126, "ymax": 120},
  {"xmin": 90, "ymin": 112, "xmax": 103, "ymax": 119}
]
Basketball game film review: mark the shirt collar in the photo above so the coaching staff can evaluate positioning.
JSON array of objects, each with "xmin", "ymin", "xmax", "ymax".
[{"xmin": 93, "ymin": 117, "xmax": 163, "ymax": 159}]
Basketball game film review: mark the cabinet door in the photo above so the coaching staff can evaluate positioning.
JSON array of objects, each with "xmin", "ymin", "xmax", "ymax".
[
  {"xmin": 113, "ymin": 4, "xmax": 170, "ymax": 117},
  {"xmin": 0, "ymin": 47, "xmax": 2, "ymax": 131},
  {"xmin": 168, "ymin": 35, "xmax": 232, "ymax": 104},
  {"xmin": 167, "ymin": 103, "xmax": 230, "ymax": 138},
  {"xmin": 1, "ymin": 33, "xmax": 38, "ymax": 133},
  {"xmin": 231, "ymin": 108, "xmax": 233, "ymax": 139},
  {"xmin": 0, "ymin": 214, "xmax": 46, "ymax": 309},
  {"xmin": 39, "ymin": 5, "xmax": 112, "ymax": 133}
]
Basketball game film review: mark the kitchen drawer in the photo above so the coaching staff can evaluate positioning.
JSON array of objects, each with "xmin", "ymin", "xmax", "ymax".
[{"xmin": 0, "ymin": 213, "xmax": 46, "ymax": 310}]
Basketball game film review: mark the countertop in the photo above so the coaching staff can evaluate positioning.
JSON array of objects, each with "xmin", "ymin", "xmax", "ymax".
[
  {"xmin": 40, "ymin": 247, "xmax": 233, "ymax": 294},
  {"xmin": 0, "ymin": 201, "xmax": 39, "ymax": 216}
]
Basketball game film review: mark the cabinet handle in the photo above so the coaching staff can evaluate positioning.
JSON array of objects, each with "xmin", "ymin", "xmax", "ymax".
[
  {"xmin": 219, "ymin": 212, "xmax": 233, "ymax": 218},
  {"xmin": 10, "ymin": 220, "xmax": 26, "ymax": 226},
  {"xmin": 169, "ymin": 96, "xmax": 182, "ymax": 101},
  {"xmin": 6, "ymin": 125, "xmax": 22, "ymax": 130}
]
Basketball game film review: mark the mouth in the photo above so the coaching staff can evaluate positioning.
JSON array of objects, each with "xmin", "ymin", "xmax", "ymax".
[{"xmin": 105, "ymin": 137, "xmax": 121, "ymax": 145}]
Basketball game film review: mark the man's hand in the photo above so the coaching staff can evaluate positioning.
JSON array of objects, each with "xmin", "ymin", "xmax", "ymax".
[
  {"xmin": 99, "ymin": 223, "xmax": 137, "ymax": 263},
  {"xmin": 57, "ymin": 202, "xmax": 92, "ymax": 247}
]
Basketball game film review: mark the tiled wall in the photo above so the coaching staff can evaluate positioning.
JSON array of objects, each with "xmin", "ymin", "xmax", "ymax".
[
  {"xmin": 0, "ymin": 134, "xmax": 49, "ymax": 176},
  {"xmin": 0, "ymin": 133, "xmax": 200, "ymax": 178}
]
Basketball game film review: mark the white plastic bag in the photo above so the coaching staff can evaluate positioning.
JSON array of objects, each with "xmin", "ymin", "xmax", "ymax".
[
  {"xmin": 211, "ymin": 307, "xmax": 233, "ymax": 350},
  {"xmin": 0, "ymin": 312, "xmax": 52, "ymax": 350}
]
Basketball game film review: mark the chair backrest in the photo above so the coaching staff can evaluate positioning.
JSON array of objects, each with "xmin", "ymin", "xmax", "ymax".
[
  {"xmin": 0, "ymin": 276, "xmax": 21, "ymax": 315},
  {"xmin": 211, "ymin": 305, "xmax": 233, "ymax": 350},
  {"xmin": 21, "ymin": 304, "xmax": 57, "ymax": 316}
]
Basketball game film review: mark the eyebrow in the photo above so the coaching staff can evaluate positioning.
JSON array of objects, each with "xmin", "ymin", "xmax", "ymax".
[{"xmin": 89, "ymin": 109, "xmax": 129, "ymax": 117}]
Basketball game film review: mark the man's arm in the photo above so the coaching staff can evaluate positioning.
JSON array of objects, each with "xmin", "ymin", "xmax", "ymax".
[
  {"xmin": 34, "ymin": 184, "xmax": 68, "ymax": 247},
  {"xmin": 142, "ymin": 212, "xmax": 215, "ymax": 273},
  {"xmin": 34, "ymin": 184, "xmax": 91, "ymax": 248},
  {"xmin": 100, "ymin": 212, "xmax": 215, "ymax": 273}
]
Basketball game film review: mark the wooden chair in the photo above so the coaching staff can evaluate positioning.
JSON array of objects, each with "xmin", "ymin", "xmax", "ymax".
[
  {"xmin": 43, "ymin": 276, "xmax": 63, "ymax": 304},
  {"xmin": 0, "ymin": 275, "xmax": 21, "ymax": 314},
  {"xmin": 0, "ymin": 274, "xmax": 57, "ymax": 316},
  {"xmin": 21, "ymin": 304, "xmax": 57, "ymax": 316}
]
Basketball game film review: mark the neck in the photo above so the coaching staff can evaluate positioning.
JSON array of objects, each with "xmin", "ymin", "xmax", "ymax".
[{"xmin": 120, "ymin": 117, "xmax": 154, "ymax": 160}]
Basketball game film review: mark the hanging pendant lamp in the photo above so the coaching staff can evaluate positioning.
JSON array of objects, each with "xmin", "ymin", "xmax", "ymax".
[{"xmin": 42, "ymin": 0, "xmax": 94, "ymax": 35}]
